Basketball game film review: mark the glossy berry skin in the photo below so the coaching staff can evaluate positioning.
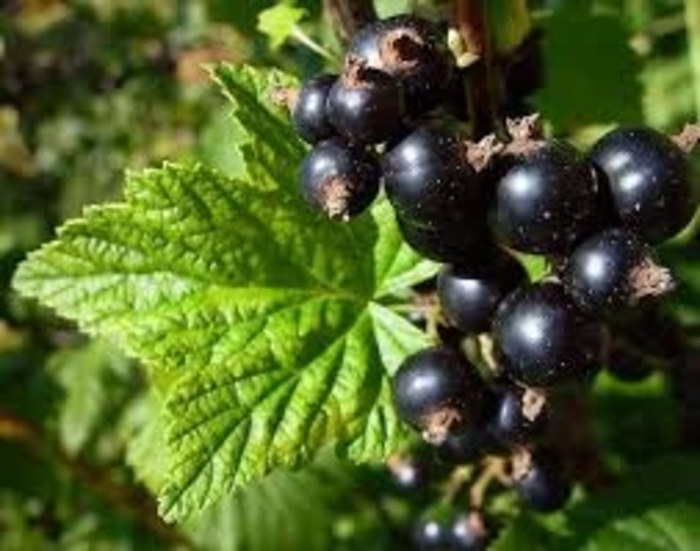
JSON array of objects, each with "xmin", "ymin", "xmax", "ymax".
[
  {"xmin": 561, "ymin": 228, "xmax": 664, "ymax": 313},
  {"xmin": 387, "ymin": 452, "xmax": 434, "ymax": 492},
  {"xmin": 493, "ymin": 282, "xmax": 602, "ymax": 387},
  {"xmin": 327, "ymin": 64, "xmax": 405, "ymax": 144},
  {"xmin": 438, "ymin": 250, "xmax": 527, "ymax": 334},
  {"xmin": 513, "ymin": 454, "xmax": 572, "ymax": 512},
  {"xmin": 383, "ymin": 121, "xmax": 485, "ymax": 226},
  {"xmin": 494, "ymin": 140, "xmax": 600, "ymax": 254},
  {"xmin": 493, "ymin": 388, "xmax": 548, "ymax": 446},
  {"xmin": 397, "ymin": 214, "xmax": 491, "ymax": 264},
  {"xmin": 299, "ymin": 138, "xmax": 380, "ymax": 219},
  {"xmin": 392, "ymin": 346, "xmax": 488, "ymax": 444},
  {"xmin": 589, "ymin": 127, "xmax": 696, "ymax": 244},
  {"xmin": 348, "ymin": 14, "xmax": 454, "ymax": 116},
  {"xmin": 412, "ymin": 518, "xmax": 447, "ymax": 550},
  {"xmin": 291, "ymin": 73, "xmax": 337, "ymax": 144}
]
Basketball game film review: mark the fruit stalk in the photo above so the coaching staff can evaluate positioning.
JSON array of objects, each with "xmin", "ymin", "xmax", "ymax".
[{"xmin": 451, "ymin": 0, "xmax": 503, "ymax": 138}]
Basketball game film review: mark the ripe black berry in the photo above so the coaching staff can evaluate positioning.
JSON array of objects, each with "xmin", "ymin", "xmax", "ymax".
[
  {"xmin": 493, "ymin": 282, "xmax": 602, "ymax": 387},
  {"xmin": 383, "ymin": 120, "xmax": 485, "ymax": 225},
  {"xmin": 299, "ymin": 138, "xmax": 380, "ymax": 219},
  {"xmin": 438, "ymin": 249, "xmax": 527, "ymax": 334},
  {"xmin": 392, "ymin": 346, "xmax": 489, "ymax": 444},
  {"xmin": 605, "ymin": 346, "xmax": 655, "ymax": 382},
  {"xmin": 589, "ymin": 126, "xmax": 696, "ymax": 243},
  {"xmin": 386, "ymin": 452, "xmax": 433, "ymax": 491},
  {"xmin": 396, "ymin": 215, "xmax": 491, "ymax": 264},
  {"xmin": 291, "ymin": 73, "xmax": 337, "ymax": 144},
  {"xmin": 348, "ymin": 14, "xmax": 454, "ymax": 116},
  {"xmin": 493, "ymin": 387, "xmax": 548, "ymax": 446},
  {"xmin": 412, "ymin": 518, "xmax": 447, "ymax": 550},
  {"xmin": 493, "ymin": 140, "xmax": 600, "ymax": 254},
  {"xmin": 449, "ymin": 512, "xmax": 491, "ymax": 551},
  {"xmin": 512, "ymin": 451, "xmax": 572, "ymax": 512},
  {"xmin": 327, "ymin": 59, "xmax": 405, "ymax": 144},
  {"xmin": 561, "ymin": 228, "xmax": 674, "ymax": 314}
]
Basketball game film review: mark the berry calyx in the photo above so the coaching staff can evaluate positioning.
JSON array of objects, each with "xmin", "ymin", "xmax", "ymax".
[
  {"xmin": 493, "ymin": 387, "xmax": 548, "ymax": 446},
  {"xmin": 438, "ymin": 249, "xmax": 527, "ymax": 334},
  {"xmin": 493, "ymin": 282, "xmax": 602, "ymax": 387},
  {"xmin": 493, "ymin": 140, "xmax": 600, "ymax": 254},
  {"xmin": 561, "ymin": 228, "xmax": 675, "ymax": 314},
  {"xmin": 589, "ymin": 126, "xmax": 697, "ymax": 243},
  {"xmin": 299, "ymin": 138, "xmax": 380, "ymax": 219},
  {"xmin": 392, "ymin": 346, "xmax": 489, "ymax": 444},
  {"xmin": 327, "ymin": 58, "xmax": 405, "ymax": 144},
  {"xmin": 290, "ymin": 73, "xmax": 337, "ymax": 144}
]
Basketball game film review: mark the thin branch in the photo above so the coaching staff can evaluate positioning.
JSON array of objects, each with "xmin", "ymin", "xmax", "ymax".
[
  {"xmin": 323, "ymin": 0, "xmax": 377, "ymax": 43},
  {"xmin": 451, "ymin": 0, "xmax": 503, "ymax": 138}
]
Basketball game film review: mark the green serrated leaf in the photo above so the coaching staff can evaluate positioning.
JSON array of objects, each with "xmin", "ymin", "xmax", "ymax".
[
  {"xmin": 257, "ymin": 4, "xmax": 308, "ymax": 50},
  {"xmin": 13, "ymin": 64, "xmax": 436, "ymax": 521}
]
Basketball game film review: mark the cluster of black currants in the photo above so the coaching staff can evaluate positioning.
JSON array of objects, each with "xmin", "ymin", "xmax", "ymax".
[
  {"xmin": 286, "ymin": 10, "xmax": 699, "ymax": 549},
  {"xmin": 291, "ymin": 14, "xmax": 458, "ymax": 220}
]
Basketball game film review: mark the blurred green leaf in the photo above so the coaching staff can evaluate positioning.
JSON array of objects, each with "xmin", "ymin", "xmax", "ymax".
[
  {"xmin": 257, "ymin": 4, "xmax": 308, "ymax": 50},
  {"xmin": 591, "ymin": 371, "xmax": 678, "ymax": 468},
  {"xmin": 581, "ymin": 503, "xmax": 700, "ymax": 551},
  {"xmin": 565, "ymin": 455, "xmax": 700, "ymax": 548},
  {"xmin": 535, "ymin": 4, "xmax": 644, "ymax": 129}
]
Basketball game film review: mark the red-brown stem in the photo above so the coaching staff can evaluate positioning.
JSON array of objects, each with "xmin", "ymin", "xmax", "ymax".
[
  {"xmin": 324, "ymin": 0, "xmax": 377, "ymax": 43},
  {"xmin": 451, "ymin": 0, "xmax": 503, "ymax": 138}
]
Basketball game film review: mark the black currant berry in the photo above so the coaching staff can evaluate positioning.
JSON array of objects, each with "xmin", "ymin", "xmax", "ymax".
[
  {"xmin": 396, "ymin": 214, "xmax": 491, "ymax": 264},
  {"xmin": 589, "ymin": 126, "xmax": 697, "ymax": 244},
  {"xmin": 605, "ymin": 346, "xmax": 655, "ymax": 382},
  {"xmin": 383, "ymin": 120, "xmax": 485, "ymax": 225},
  {"xmin": 327, "ymin": 59, "xmax": 405, "ymax": 144},
  {"xmin": 561, "ymin": 228, "xmax": 674, "ymax": 314},
  {"xmin": 392, "ymin": 346, "xmax": 489, "ymax": 444},
  {"xmin": 348, "ymin": 14, "xmax": 455, "ymax": 116},
  {"xmin": 512, "ymin": 451, "xmax": 572, "ymax": 512},
  {"xmin": 449, "ymin": 512, "xmax": 491, "ymax": 551},
  {"xmin": 412, "ymin": 518, "xmax": 447, "ymax": 550},
  {"xmin": 438, "ymin": 249, "xmax": 528, "ymax": 334},
  {"xmin": 493, "ymin": 387, "xmax": 548, "ymax": 446},
  {"xmin": 386, "ymin": 452, "xmax": 433, "ymax": 492},
  {"xmin": 290, "ymin": 73, "xmax": 337, "ymax": 144},
  {"xmin": 493, "ymin": 282, "xmax": 602, "ymax": 387},
  {"xmin": 493, "ymin": 140, "xmax": 600, "ymax": 254},
  {"xmin": 299, "ymin": 138, "xmax": 380, "ymax": 219}
]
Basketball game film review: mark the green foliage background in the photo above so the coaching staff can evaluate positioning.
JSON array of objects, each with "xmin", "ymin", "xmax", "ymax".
[{"xmin": 1, "ymin": 0, "xmax": 700, "ymax": 549}]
